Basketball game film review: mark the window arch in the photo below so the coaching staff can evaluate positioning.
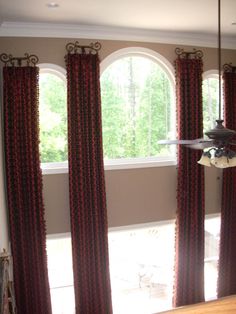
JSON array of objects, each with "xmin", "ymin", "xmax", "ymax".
[
  {"xmin": 202, "ymin": 70, "xmax": 221, "ymax": 134},
  {"xmin": 38, "ymin": 64, "xmax": 67, "ymax": 172},
  {"xmin": 100, "ymin": 48, "xmax": 176, "ymax": 168}
]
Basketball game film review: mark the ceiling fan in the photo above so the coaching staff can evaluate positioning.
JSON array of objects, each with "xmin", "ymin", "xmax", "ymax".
[{"xmin": 158, "ymin": 0, "xmax": 236, "ymax": 168}]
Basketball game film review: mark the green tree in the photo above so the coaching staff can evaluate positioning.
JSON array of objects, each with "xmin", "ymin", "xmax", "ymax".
[
  {"xmin": 101, "ymin": 56, "xmax": 173, "ymax": 159},
  {"xmin": 137, "ymin": 67, "xmax": 172, "ymax": 157},
  {"xmin": 39, "ymin": 73, "xmax": 67, "ymax": 163},
  {"xmin": 202, "ymin": 77, "xmax": 219, "ymax": 133},
  {"xmin": 101, "ymin": 70, "xmax": 127, "ymax": 159}
]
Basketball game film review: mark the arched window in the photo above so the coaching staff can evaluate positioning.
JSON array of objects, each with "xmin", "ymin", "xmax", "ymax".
[
  {"xmin": 203, "ymin": 71, "xmax": 221, "ymax": 134},
  {"xmin": 38, "ymin": 64, "xmax": 67, "ymax": 173},
  {"xmin": 100, "ymin": 48, "xmax": 175, "ymax": 168}
]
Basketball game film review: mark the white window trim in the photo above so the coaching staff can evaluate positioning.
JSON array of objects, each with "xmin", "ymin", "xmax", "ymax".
[
  {"xmin": 203, "ymin": 69, "xmax": 220, "ymax": 80},
  {"xmin": 100, "ymin": 47, "xmax": 175, "ymax": 83},
  {"xmin": 39, "ymin": 63, "xmax": 66, "ymax": 81},
  {"xmin": 41, "ymin": 157, "xmax": 177, "ymax": 175},
  {"xmin": 104, "ymin": 156, "xmax": 176, "ymax": 170},
  {"xmin": 41, "ymin": 162, "xmax": 68, "ymax": 175}
]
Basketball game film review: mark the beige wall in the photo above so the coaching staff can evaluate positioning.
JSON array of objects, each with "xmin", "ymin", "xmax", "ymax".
[
  {"xmin": 43, "ymin": 166, "xmax": 222, "ymax": 234},
  {"xmin": 0, "ymin": 37, "xmax": 235, "ymax": 234}
]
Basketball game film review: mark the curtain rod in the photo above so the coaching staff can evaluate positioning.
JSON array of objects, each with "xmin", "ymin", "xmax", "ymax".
[
  {"xmin": 66, "ymin": 41, "xmax": 101, "ymax": 54},
  {"xmin": 175, "ymin": 47, "xmax": 203, "ymax": 59},
  {"xmin": 223, "ymin": 63, "xmax": 236, "ymax": 73},
  {"xmin": 0, "ymin": 53, "xmax": 39, "ymax": 66}
]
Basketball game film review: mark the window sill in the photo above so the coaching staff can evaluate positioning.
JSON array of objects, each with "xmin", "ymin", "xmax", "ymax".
[
  {"xmin": 41, "ymin": 162, "xmax": 68, "ymax": 175},
  {"xmin": 41, "ymin": 157, "xmax": 177, "ymax": 175},
  {"xmin": 104, "ymin": 157, "xmax": 176, "ymax": 170}
]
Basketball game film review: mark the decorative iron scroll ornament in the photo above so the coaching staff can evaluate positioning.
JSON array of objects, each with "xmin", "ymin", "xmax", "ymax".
[
  {"xmin": 175, "ymin": 47, "xmax": 203, "ymax": 59},
  {"xmin": 0, "ymin": 53, "xmax": 39, "ymax": 66},
  {"xmin": 66, "ymin": 41, "xmax": 102, "ymax": 54},
  {"xmin": 223, "ymin": 63, "xmax": 236, "ymax": 73}
]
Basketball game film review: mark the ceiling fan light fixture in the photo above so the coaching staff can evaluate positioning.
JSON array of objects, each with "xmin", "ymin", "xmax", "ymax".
[
  {"xmin": 228, "ymin": 156, "xmax": 236, "ymax": 167},
  {"xmin": 211, "ymin": 153, "xmax": 229, "ymax": 168},
  {"xmin": 200, "ymin": 148, "xmax": 236, "ymax": 169},
  {"xmin": 197, "ymin": 151, "xmax": 212, "ymax": 167}
]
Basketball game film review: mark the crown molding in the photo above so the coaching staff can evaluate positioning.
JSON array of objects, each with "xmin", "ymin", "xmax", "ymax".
[{"xmin": 0, "ymin": 22, "xmax": 235, "ymax": 49}]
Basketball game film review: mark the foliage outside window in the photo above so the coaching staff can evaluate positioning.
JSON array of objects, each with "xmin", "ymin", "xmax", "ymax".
[
  {"xmin": 100, "ymin": 55, "xmax": 175, "ymax": 161},
  {"xmin": 39, "ymin": 56, "xmax": 175, "ymax": 172},
  {"xmin": 202, "ymin": 75, "xmax": 219, "ymax": 134},
  {"xmin": 38, "ymin": 65, "xmax": 220, "ymax": 172},
  {"xmin": 39, "ymin": 72, "xmax": 67, "ymax": 164}
]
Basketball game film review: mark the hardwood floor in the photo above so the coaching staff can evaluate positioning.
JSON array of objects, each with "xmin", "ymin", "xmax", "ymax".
[{"xmin": 159, "ymin": 295, "xmax": 236, "ymax": 314}]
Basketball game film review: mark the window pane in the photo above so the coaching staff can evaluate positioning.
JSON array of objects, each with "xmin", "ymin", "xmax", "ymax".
[
  {"xmin": 101, "ymin": 56, "xmax": 175, "ymax": 160},
  {"xmin": 108, "ymin": 223, "xmax": 175, "ymax": 314},
  {"xmin": 39, "ymin": 72, "xmax": 67, "ymax": 163},
  {"xmin": 204, "ymin": 215, "xmax": 221, "ymax": 301},
  {"xmin": 108, "ymin": 215, "xmax": 221, "ymax": 313},
  {"xmin": 47, "ymin": 236, "xmax": 75, "ymax": 314},
  {"xmin": 203, "ymin": 77, "xmax": 219, "ymax": 134}
]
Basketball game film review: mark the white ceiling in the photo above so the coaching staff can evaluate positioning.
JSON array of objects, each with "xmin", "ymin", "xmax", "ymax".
[{"xmin": 0, "ymin": 0, "xmax": 236, "ymax": 47}]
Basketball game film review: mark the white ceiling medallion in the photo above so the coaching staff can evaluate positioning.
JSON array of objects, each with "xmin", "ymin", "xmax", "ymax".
[{"xmin": 46, "ymin": 2, "xmax": 59, "ymax": 8}]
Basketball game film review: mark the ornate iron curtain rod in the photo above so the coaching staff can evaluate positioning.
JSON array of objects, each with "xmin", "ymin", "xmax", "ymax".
[
  {"xmin": 223, "ymin": 63, "xmax": 236, "ymax": 73},
  {"xmin": 175, "ymin": 47, "xmax": 203, "ymax": 59},
  {"xmin": 0, "ymin": 53, "xmax": 39, "ymax": 66},
  {"xmin": 66, "ymin": 41, "xmax": 102, "ymax": 54}
]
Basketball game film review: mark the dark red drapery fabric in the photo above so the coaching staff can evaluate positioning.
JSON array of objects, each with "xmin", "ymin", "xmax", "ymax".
[
  {"xmin": 66, "ymin": 52, "xmax": 113, "ymax": 314},
  {"xmin": 3, "ymin": 66, "xmax": 52, "ymax": 314},
  {"xmin": 173, "ymin": 57, "xmax": 205, "ymax": 307},
  {"xmin": 218, "ymin": 69, "xmax": 236, "ymax": 298}
]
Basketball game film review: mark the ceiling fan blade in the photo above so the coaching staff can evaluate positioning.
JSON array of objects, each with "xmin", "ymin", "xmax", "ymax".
[
  {"xmin": 187, "ymin": 141, "xmax": 214, "ymax": 150},
  {"xmin": 158, "ymin": 138, "xmax": 213, "ymax": 146},
  {"xmin": 158, "ymin": 139, "xmax": 201, "ymax": 145}
]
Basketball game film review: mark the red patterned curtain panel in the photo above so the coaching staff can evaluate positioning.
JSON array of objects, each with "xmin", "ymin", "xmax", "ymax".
[
  {"xmin": 66, "ymin": 49, "xmax": 113, "ymax": 313},
  {"xmin": 218, "ymin": 66, "xmax": 236, "ymax": 298},
  {"xmin": 173, "ymin": 53, "xmax": 205, "ymax": 307},
  {"xmin": 3, "ymin": 66, "xmax": 52, "ymax": 313}
]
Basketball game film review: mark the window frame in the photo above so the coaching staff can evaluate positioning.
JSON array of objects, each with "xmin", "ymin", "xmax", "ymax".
[
  {"xmin": 203, "ymin": 69, "xmax": 219, "ymax": 80},
  {"xmin": 39, "ymin": 52, "xmax": 177, "ymax": 175},
  {"xmin": 38, "ymin": 59, "xmax": 224, "ymax": 174},
  {"xmin": 100, "ymin": 47, "xmax": 177, "ymax": 170}
]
